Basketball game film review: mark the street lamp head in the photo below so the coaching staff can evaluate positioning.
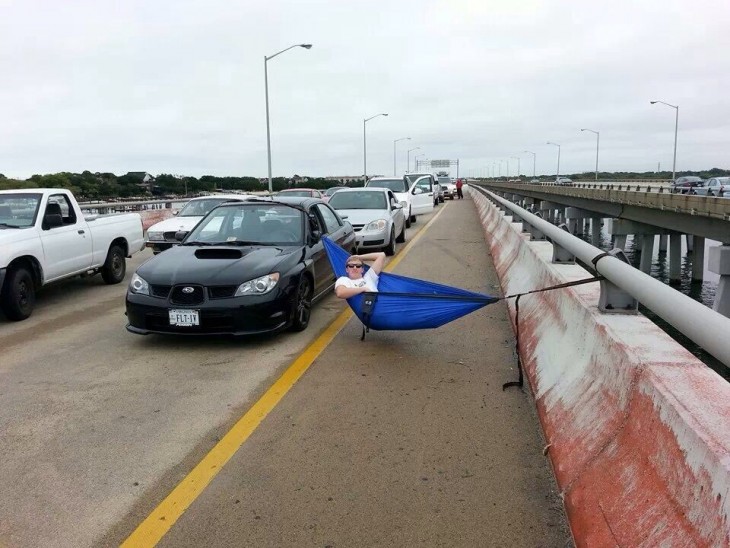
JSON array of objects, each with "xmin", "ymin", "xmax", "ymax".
[
  {"xmin": 580, "ymin": 128, "xmax": 587, "ymax": 131},
  {"xmin": 382, "ymin": 113, "xmax": 389, "ymax": 117},
  {"xmin": 650, "ymin": 101, "xmax": 657, "ymax": 104},
  {"xmin": 300, "ymin": 44, "xmax": 313, "ymax": 49}
]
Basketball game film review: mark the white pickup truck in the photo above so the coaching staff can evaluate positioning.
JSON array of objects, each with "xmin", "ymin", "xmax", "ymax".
[{"xmin": 0, "ymin": 188, "xmax": 145, "ymax": 320}]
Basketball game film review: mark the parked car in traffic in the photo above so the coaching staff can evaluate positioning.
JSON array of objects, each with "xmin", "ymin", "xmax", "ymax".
[
  {"xmin": 146, "ymin": 194, "xmax": 258, "ymax": 254},
  {"xmin": 324, "ymin": 186, "xmax": 347, "ymax": 199},
  {"xmin": 277, "ymin": 188, "xmax": 327, "ymax": 201},
  {"xmin": 364, "ymin": 176, "xmax": 433, "ymax": 227},
  {"xmin": 327, "ymin": 187, "xmax": 406, "ymax": 256},
  {"xmin": 671, "ymin": 176, "xmax": 705, "ymax": 194},
  {"xmin": 438, "ymin": 177, "xmax": 456, "ymax": 199},
  {"xmin": 692, "ymin": 177, "xmax": 730, "ymax": 198},
  {"xmin": 0, "ymin": 188, "xmax": 145, "ymax": 321},
  {"xmin": 405, "ymin": 173, "xmax": 440, "ymax": 206},
  {"xmin": 126, "ymin": 197, "xmax": 355, "ymax": 336}
]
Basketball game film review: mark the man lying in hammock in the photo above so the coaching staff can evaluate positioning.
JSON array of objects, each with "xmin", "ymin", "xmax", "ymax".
[{"xmin": 334, "ymin": 252, "xmax": 386, "ymax": 299}]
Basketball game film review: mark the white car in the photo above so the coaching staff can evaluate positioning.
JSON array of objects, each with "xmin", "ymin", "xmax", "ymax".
[
  {"xmin": 555, "ymin": 177, "xmax": 573, "ymax": 185},
  {"xmin": 405, "ymin": 172, "xmax": 441, "ymax": 206},
  {"xmin": 146, "ymin": 194, "xmax": 261, "ymax": 253},
  {"xmin": 364, "ymin": 176, "xmax": 432, "ymax": 227},
  {"xmin": 438, "ymin": 177, "xmax": 457, "ymax": 199},
  {"xmin": 327, "ymin": 187, "xmax": 406, "ymax": 256}
]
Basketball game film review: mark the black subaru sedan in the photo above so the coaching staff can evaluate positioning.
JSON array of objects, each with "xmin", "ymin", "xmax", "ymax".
[{"xmin": 126, "ymin": 197, "xmax": 355, "ymax": 336}]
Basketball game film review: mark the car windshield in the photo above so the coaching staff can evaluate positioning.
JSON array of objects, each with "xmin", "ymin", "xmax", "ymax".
[
  {"xmin": 0, "ymin": 193, "xmax": 42, "ymax": 228},
  {"xmin": 178, "ymin": 198, "xmax": 236, "ymax": 217},
  {"xmin": 329, "ymin": 191, "xmax": 387, "ymax": 210},
  {"xmin": 325, "ymin": 187, "xmax": 345, "ymax": 196},
  {"xmin": 184, "ymin": 203, "xmax": 304, "ymax": 245},
  {"xmin": 438, "ymin": 179, "xmax": 451, "ymax": 185},
  {"xmin": 367, "ymin": 179, "xmax": 408, "ymax": 192},
  {"xmin": 278, "ymin": 190, "xmax": 312, "ymax": 197}
]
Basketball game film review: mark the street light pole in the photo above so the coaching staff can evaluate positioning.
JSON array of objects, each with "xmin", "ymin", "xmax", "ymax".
[
  {"xmin": 547, "ymin": 141, "xmax": 561, "ymax": 180},
  {"xmin": 363, "ymin": 113, "xmax": 388, "ymax": 183},
  {"xmin": 393, "ymin": 137, "xmax": 410, "ymax": 176},
  {"xmin": 264, "ymin": 43, "xmax": 312, "ymax": 194},
  {"xmin": 512, "ymin": 156, "xmax": 521, "ymax": 177},
  {"xmin": 414, "ymin": 153, "xmax": 425, "ymax": 171},
  {"xmin": 650, "ymin": 100, "xmax": 679, "ymax": 182},
  {"xmin": 523, "ymin": 151, "xmax": 536, "ymax": 177},
  {"xmin": 580, "ymin": 128, "xmax": 600, "ymax": 181},
  {"xmin": 406, "ymin": 147, "xmax": 420, "ymax": 173}
]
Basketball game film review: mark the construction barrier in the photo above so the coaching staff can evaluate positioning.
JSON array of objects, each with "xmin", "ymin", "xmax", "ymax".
[{"xmin": 470, "ymin": 187, "xmax": 730, "ymax": 547}]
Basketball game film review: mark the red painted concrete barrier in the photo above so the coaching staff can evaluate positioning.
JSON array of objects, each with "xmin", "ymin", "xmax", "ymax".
[{"xmin": 470, "ymin": 188, "xmax": 730, "ymax": 547}]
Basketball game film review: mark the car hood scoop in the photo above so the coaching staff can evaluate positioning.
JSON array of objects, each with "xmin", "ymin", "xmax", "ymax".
[{"xmin": 194, "ymin": 248, "xmax": 244, "ymax": 260}]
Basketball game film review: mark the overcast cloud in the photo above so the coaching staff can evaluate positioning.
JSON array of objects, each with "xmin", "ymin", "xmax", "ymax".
[{"xmin": 1, "ymin": 0, "xmax": 729, "ymax": 179}]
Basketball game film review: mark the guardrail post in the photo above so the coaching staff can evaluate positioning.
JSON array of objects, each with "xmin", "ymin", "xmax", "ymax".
[
  {"xmin": 552, "ymin": 224, "xmax": 575, "ymax": 264},
  {"xmin": 598, "ymin": 249, "xmax": 639, "ymax": 314},
  {"xmin": 708, "ymin": 245, "xmax": 730, "ymax": 317},
  {"xmin": 530, "ymin": 212, "xmax": 546, "ymax": 241}
]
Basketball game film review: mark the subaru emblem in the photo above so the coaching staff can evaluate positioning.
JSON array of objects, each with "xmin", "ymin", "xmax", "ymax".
[{"xmin": 182, "ymin": 287, "xmax": 194, "ymax": 293}]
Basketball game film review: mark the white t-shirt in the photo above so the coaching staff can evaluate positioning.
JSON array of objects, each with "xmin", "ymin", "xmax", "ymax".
[{"xmin": 335, "ymin": 269, "xmax": 379, "ymax": 292}]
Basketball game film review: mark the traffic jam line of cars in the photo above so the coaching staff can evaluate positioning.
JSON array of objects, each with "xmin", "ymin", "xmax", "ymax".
[{"xmin": 126, "ymin": 174, "xmax": 448, "ymax": 336}]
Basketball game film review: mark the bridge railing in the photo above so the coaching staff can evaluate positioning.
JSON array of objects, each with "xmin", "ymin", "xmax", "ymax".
[{"xmin": 475, "ymin": 186, "xmax": 730, "ymax": 369}]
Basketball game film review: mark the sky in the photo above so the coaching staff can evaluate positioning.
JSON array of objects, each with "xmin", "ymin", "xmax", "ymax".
[{"xmin": 1, "ymin": 0, "xmax": 729, "ymax": 180}]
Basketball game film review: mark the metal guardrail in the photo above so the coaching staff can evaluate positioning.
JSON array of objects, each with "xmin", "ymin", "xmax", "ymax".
[{"xmin": 474, "ymin": 186, "xmax": 730, "ymax": 368}]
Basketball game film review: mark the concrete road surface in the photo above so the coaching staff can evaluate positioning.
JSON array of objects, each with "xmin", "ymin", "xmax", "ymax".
[{"xmin": 0, "ymin": 192, "xmax": 571, "ymax": 547}]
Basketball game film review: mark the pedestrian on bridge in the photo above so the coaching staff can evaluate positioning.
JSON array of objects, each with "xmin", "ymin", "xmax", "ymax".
[
  {"xmin": 334, "ymin": 252, "xmax": 386, "ymax": 299},
  {"xmin": 456, "ymin": 178, "xmax": 464, "ymax": 199}
]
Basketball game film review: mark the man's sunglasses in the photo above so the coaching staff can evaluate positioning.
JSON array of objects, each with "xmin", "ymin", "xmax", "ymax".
[{"xmin": 346, "ymin": 263, "xmax": 363, "ymax": 269}]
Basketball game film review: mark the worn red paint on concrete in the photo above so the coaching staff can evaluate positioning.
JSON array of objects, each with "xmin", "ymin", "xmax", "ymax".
[
  {"xmin": 471, "ymin": 190, "xmax": 730, "ymax": 547},
  {"xmin": 139, "ymin": 209, "xmax": 173, "ymax": 231}
]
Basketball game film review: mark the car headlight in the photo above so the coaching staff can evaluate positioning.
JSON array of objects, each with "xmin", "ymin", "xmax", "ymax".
[
  {"xmin": 129, "ymin": 273, "xmax": 150, "ymax": 295},
  {"xmin": 147, "ymin": 231, "xmax": 163, "ymax": 241},
  {"xmin": 365, "ymin": 219, "xmax": 388, "ymax": 231},
  {"xmin": 235, "ymin": 273, "xmax": 280, "ymax": 296}
]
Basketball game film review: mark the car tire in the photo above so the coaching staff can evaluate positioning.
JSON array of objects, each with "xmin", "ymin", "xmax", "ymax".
[
  {"xmin": 101, "ymin": 244, "xmax": 126, "ymax": 284},
  {"xmin": 396, "ymin": 222, "xmax": 406, "ymax": 243},
  {"xmin": 384, "ymin": 229, "xmax": 396, "ymax": 256},
  {"xmin": 410, "ymin": 212, "xmax": 417, "ymax": 223},
  {"xmin": 405, "ymin": 208, "xmax": 411, "ymax": 228},
  {"xmin": 289, "ymin": 274, "xmax": 313, "ymax": 332},
  {"xmin": 439, "ymin": 196, "xmax": 444, "ymax": 203},
  {"xmin": 1, "ymin": 266, "xmax": 35, "ymax": 321}
]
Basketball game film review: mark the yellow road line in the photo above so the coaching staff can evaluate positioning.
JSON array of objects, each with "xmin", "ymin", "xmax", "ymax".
[{"xmin": 121, "ymin": 204, "xmax": 446, "ymax": 547}]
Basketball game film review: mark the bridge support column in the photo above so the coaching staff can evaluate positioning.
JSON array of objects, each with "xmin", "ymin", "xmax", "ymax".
[
  {"xmin": 686, "ymin": 234, "xmax": 694, "ymax": 253},
  {"xmin": 669, "ymin": 234, "xmax": 682, "ymax": 284},
  {"xmin": 540, "ymin": 201, "xmax": 559, "ymax": 224},
  {"xmin": 565, "ymin": 207, "xmax": 592, "ymax": 236},
  {"xmin": 613, "ymin": 234, "xmax": 628, "ymax": 250},
  {"xmin": 639, "ymin": 235, "xmax": 655, "ymax": 273},
  {"xmin": 708, "ymin": 245, "xmax": 730, "ymax": 317},
  {"xmin": 692, "ymin": 236, "xmax": 705, "ymax": 282},
  {"xmin": 659, "ymin": 235, "xmax": 668, "ymax": 252},
  {"xmin": 591, "ymin": 217, "xmax": 602, "ymax": 247}
]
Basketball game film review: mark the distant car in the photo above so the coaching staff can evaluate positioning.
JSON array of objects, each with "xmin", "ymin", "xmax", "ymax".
[
  {"xmin": 328, "ymin": 187, "xmax": 406, "ymax": 256},
  {"xmin": 126, "ymin": 197, "xmax": 355, "ymax": 336},
  {"xmin": 530, "ymin": 179, "xmax": 540, "ymax": 183},
  {"xmin": 324, "ymin": 186, "xmax": 347, "ymax": 199},
  {"xmin": 555, "ymin": 177, "xmax": 573, "ymax": 185},
  {"xmin": 671, "ymin": 176, "xmax": 705, "ymax": 194},
  {"xmin": 438, "ymin": 177, "xmax": 456, "ymax": 199},
  {"xmin": 692, "ymin": 177, "xmax": 730, "ymax": 198},
  {"xmin": 146, "ymin": 194, "xmax": 259, "ymax": 254},
  {"xmin": 277, "ymin": 188, "xmax": 327, "ymax": 201}
]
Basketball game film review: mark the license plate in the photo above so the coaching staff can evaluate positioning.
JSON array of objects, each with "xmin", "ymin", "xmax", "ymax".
[{"xmin": 169, "ymin": 309, "xmax": 200, "ymax": 326}]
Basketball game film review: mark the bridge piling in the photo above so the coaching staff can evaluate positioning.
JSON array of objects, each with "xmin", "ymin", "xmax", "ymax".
[
  {"xmin": 669, "ymin": 234, "xmax": 683, "ymax": 284},
  {"xmin": 639, "ymin": 234, "xmax": 656, "ymax": 273},
  {"xmin": 692, "ymin": 236, "xmax": 705, "ymax": 282}
]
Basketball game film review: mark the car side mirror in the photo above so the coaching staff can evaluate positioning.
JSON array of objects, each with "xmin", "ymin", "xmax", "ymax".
[
  {"xmin": 412, "ymin": 188, "xmax": 423, "ymax": 195},
  {"xmin": 309, "ymin": 229, "xmax": 322, "ymax": 246},
  {"xmin": 393, "ymin": 203, "xmax": 403, "ymax": 209},
  {"xmin": 172, "ymin": 210, "xmax": 179, "ymax": 216},
  {"xmin": 175, "ymin": 230, "xmax": 188, "ymax": 241}
]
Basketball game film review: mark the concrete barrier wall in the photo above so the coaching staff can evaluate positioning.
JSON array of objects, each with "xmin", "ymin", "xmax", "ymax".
[{"xmin": 470, "ymin": 187, "xmax": 730, "ymax": 547}]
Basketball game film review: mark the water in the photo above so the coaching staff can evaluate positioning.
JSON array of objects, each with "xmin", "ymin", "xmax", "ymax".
[{"xmin": 576, "ymin": 223, "xmax": 729, "ymax": 381}]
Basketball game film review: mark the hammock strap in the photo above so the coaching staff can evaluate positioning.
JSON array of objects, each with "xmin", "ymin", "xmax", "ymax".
[{"xmin": 501, "ymin": 275, "xmax": 604, "ymax": 391}]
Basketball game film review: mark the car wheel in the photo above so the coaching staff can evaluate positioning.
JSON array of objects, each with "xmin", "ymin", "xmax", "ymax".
[
  {"xmin": 439, "ymin": 196, "xmax": 444, "ymax": 203},
  {"xmin": 289, "ymin": 274, "xmax": 313, "ymax": 332},
  {"xmin": 410, "ymin": 212, "xmax": 417, "ymax": 223},
  {"xmin": 384, "ymin": 229, "xmax": 396, "ymax": 256},
  {"xmin": 405, "ymin": 208, "xmax": 411, "ymax": 228},
  {"xmin": 101, "ymin": 244, "xmax": 126, "ymax": 284},
  {"xmin": 396, "ymin": 222, "xmax": 406, "ymax": 243},
  {"xmin": 1, "ymin": 266, "xmax": 35, "ymax": 321}
]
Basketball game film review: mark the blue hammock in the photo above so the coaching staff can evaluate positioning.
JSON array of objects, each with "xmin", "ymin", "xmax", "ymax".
[{"xmin": 322, "ymin": 236, "xmax": 499, "ymax": 333}]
